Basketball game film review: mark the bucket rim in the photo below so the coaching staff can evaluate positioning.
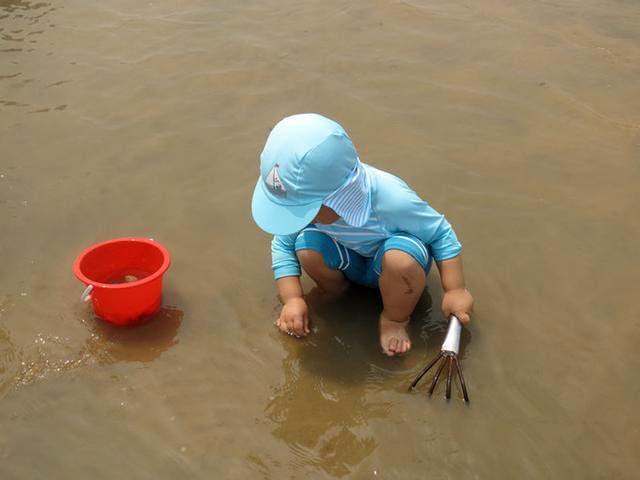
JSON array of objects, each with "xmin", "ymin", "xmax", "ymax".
[{"xmin": 73, "ymin": 237, "xmax": 171, "ymax": 290}]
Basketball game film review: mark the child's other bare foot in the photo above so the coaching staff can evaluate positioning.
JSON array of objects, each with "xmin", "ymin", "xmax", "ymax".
[{"xmin": 379, "ymin": 313, "xmax": 411, "ymax": 356}]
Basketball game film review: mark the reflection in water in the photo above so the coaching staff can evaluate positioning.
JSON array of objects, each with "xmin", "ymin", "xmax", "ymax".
[
  {"xmin": 13, "ymin": 306, "xmax": 183, "ymax": 389},
  {"xmin": 84, "ymin": 305, "xmax": 183, "ymax": 363},
  {"xmin": 265, "ymin": 283, "xmax": 472, "ymax": 475},
  {"xmin": 266, "ymin": 286, "xmax": 425, "ymax": 476},
  {"xmin": 266, "ymin": 355, "xmax": 382, "ymax": 477}
]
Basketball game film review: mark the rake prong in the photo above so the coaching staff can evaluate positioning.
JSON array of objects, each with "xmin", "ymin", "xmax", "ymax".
[
  {"xmin": 409, "ymin": 351, "xmax": 444, "ymax": 390},
  {"xmin": 454, "ymin": 356, "xmax": 469, "ymax": 402},
  {"xmin": 445, "ymin": 355, "xmax": 453, "ymax": 400},
  {"xmin": 428, "ymin": 356, "xmax": 447, "ymax": 396}
]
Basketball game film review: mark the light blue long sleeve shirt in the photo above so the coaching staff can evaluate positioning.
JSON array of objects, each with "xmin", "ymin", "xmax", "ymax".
[{"xmin": 271, "ymin": 164, "xmax": 461, "ymax": 279}]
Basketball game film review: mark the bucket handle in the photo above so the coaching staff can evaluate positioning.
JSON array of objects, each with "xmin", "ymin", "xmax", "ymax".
[{"xmin": 80, "ymin": 284, "xmax": 94, "ymax": 303}]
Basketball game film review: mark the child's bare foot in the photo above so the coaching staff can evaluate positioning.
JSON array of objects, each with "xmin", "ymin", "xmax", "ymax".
[{"xmin": 379, "ymin": 313, "xmax": 411, "ymax": 356}]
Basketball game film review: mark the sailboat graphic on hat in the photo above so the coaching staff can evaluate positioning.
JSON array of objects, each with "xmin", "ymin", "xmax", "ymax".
[{"xmin": 265, "ymin": 163, "xmax": 287, "ymax": 197}]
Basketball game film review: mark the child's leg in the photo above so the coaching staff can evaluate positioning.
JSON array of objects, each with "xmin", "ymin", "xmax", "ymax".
[
  {"xmin": 379, "ymin": 250, "xmax": 426, "ymax": 355},
  {"xmin": 297, "ymin": 249, "xmax": 349, "ymax": 298},
  {"xmin": 294, "ymin": 228, "xmax": 355, "ymax": 299},
  {"xmin": 373, "ymin": 234, "xmax": 431, "ymax": 356}
]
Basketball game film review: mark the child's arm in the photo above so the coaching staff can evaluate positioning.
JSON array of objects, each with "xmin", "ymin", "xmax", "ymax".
[
  {"xmin": 271, "ymin": 235, "xmax": 310, "ymax": 337},
  {"xmin": 274, "ymin": 276, "xmax": 310, "ymax": 337},
  {"xmin": 373, "ymin": 172, "xmax": 473, "ymax": 322},
  {"xmin": 436, "ymin": 254, "xmax": 474, "ymax": 324}
]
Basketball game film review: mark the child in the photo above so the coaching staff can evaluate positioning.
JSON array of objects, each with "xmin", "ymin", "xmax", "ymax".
[{"xmin": 251, "ymin": 113, "xmax": 473, "ymax": 356}]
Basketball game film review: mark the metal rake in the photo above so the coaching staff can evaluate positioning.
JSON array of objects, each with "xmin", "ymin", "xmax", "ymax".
[{"xmin": 409, "ymin": 315, "xmax": 469, "ymax": 402}]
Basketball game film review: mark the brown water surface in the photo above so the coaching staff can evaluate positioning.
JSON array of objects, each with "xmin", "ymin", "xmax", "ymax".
[{"xmin": 1, "ymin": 0, "xmax": 639, "ymax": 478}]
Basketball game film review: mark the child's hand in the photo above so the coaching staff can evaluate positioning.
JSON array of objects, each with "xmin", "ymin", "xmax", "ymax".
[
  {"xmin": 441, "ymin": 288, "xmax": 474, "ymax": 325},
  {"xmin": 275, "ymin": 297, "xmax": 310, "ymax": 337}
]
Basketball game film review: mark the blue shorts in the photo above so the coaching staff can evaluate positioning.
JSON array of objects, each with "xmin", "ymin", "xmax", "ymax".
[{"xmin": 294, "ymin": 228, "xmax": 432, "ymax": 288}]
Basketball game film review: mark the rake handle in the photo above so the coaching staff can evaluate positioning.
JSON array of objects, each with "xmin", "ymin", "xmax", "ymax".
[{"xmin": 441, "ymin": 315, "xmax": 462, "ymax": 355}]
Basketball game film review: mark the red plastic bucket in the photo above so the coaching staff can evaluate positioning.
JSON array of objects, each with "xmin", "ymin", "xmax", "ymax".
[{"xmin": 73, "ymin": 237, "xmax": 171, "ymax": 326}]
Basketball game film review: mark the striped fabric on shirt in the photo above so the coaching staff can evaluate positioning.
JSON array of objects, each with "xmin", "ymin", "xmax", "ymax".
[{"xmin": 313, "ymin": 212, "xmax": 388, "ymax": 257}]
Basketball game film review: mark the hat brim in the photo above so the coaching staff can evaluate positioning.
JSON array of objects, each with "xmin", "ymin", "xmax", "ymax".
[{"xmin": 251, "ymin": 179, "xmax": 322, "ymax": 236}]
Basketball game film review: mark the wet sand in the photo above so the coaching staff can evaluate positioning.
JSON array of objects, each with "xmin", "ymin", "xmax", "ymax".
[{"xmin": 1, "ymin": 0, "xmax": 639, "ymax": 478}]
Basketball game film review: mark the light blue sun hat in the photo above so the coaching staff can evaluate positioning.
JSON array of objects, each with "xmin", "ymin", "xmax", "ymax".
[{"xmin": 252, "ymin": 113, "xmax": 360, "ymax": 235}]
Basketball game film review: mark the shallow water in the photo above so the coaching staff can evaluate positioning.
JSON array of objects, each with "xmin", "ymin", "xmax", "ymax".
[{"xmin": 1, "ymin": 0, "xmax": 639, "ymax": 478}]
